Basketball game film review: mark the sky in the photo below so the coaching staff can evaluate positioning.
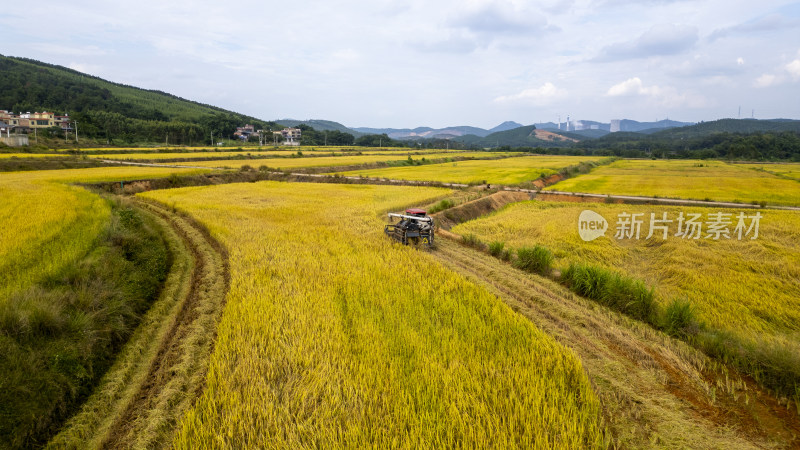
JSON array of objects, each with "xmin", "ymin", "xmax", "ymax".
[{"xmin": 1, "ymin": 0, "xmax": 799, "ymax": 129}]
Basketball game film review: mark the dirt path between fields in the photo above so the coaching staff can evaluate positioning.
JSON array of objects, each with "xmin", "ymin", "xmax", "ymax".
[
  {"xmin": 98, "ymin": 199, "xmax": 229, "ymax": 449},
  {"xmin": 432, "ymin": 238, "xmax": 800, "ymax": 449},
  {"xmin": 47, "ymin": 197, "xmax": 229, "ymax": 449}
]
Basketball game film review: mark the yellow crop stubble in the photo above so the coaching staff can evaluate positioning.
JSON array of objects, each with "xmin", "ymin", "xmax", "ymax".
[{"xmin": 141, "ymin": 182, "xmax": 603, "ymax": 448}]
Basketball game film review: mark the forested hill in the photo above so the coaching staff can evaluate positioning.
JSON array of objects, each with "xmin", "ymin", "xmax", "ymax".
[
  {"xmin": 578, "ymin": 119, "xmax": 800, "ymax": 160},
  {"xmin": 0, "ymin": 55, "xmax": 277, "ymax": 144}
]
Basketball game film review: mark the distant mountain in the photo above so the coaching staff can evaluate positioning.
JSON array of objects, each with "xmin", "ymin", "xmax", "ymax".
[
  {"xmin": 352, "ymin": 122, "xmax": 524, "ymax": 139},
  {"xmin": 579, "ymin": 119, "xmax": 800, "ymax": 152},
  {"xmin": 276, "ymin": 119, "xmax": 364, "ymax": 137},
  {"xmin": 488, "ymin": 121, "xmax": 523, "ymax": 133},
  {"xmin": 651, "ymin": 118, "xmax": 800, "ymax": 137},
  {"xmin": 563, "ymin": 129, "xmax": 610, "ymax": 139},
  {"xmin": 455, "ymin": 125, "xmax": 583, "ymax": 148},
  {"xmin": 614, "ymin": 119, "xmax": 693, "ymax": 133},
  {"xmin": 535, "ymin": 119, "xmax": 693, "ymax": 134}
]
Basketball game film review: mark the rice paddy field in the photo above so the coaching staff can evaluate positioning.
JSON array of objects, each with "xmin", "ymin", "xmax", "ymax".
[
  {"xmin": 51, "ymin": 146, "xmax": 472, "ymax": 154},
  {"xmin": 548, "ymin": 159, "xmax": 800, "ymax": 206},
  {"xmin": 170, "ymin": 151, "xmax": 511, "ymax": 170},
  {"xmin": 0, "ymin": 166, "xmax": 211, "ymax": 300},
  {"xmin": 88, "ymin": 150, "xmax": 520, "ymax": 161},
  {"xmin": 333, "ymin": 155, "xmax": 608, "ymax": 185},
  {"xmin": 452, "ymin": 201, "xmax": 800, "ymax": 369},
  {"xmin": 141, "ymin": 182, "xmax": 604, "ymax": 448},
  {"xmin": 738, "ymin": 163, "xmax": 800, "ymax": 181}
]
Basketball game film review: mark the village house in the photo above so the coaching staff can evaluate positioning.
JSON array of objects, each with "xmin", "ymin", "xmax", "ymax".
[{"xmin": 272, "ymin": 127, "xmax": 301, "ymax": 146}]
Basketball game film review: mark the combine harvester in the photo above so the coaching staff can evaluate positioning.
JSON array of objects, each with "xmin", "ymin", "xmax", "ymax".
[{"xmin": 384, "ymin": 208, "xmax": 435, "ymax": 247}]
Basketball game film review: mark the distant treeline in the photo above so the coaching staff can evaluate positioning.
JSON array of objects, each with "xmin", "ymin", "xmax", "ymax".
[
  {"xmin": 0, "ymin": 56, "xmax": 280, "ymax": 144},
  {"xmin": 501, "ymin": 131, "xmax": 800, "ymax": 161}
]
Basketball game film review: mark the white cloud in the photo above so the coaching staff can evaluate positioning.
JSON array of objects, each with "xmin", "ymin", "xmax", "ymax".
[
  {"xmin": 29, "ymin": 43, "xmax": 106, "ymax": 57},
  {"xmin": 708, "ymin": 13, "xmax": 800, "ymax": 42},
  {"xmin": 607, "ymin": 77, "xmax": 706, "ymax": 108},
  {"xmin": 737, "ymin": 57, "xmax": 745, "ymax": 65},
  {"xmin": 787, "ymin": 59, "xmax": 800, "ymax": 79},
  {"xmin": 754, "ymin": 73, "xmax": 779, "ymax": 88},
  {"xmin": 494, "ymin": 82, "xmax": 567, "ymax": 104},
  {"xmin": 607, "ymin": 77, "xmax": 651, "ymax": 96},
  {"xmin": 593, "ymin": 24, "xmax": 698, "ymax": 62}
]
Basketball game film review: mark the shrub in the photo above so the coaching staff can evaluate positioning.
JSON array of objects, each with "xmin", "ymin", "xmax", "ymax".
[
  {"xmin": 461, "ymin": 233, "xmax": 483, "ymax": 249},
  {"xmin": 488, "ymin": 241, "xmax": 505, "ymax": 257},
  {"xmin": 488, "ymin": 241, "xmax": 511, "ymax": 261},
  {"xmin": 513, "ymin": 246, "xmax": 553, "ymax": 275},
  {"xmin": 428, "ymin": 198, "xmax": 455, "ymax": 214},
  {"xmin": 562, "ymin": 263, "xmax": 656, "ymax": 323},
  {"xmin": 661, "ymin": 298, "xmax": 699, "ymax": 338}
]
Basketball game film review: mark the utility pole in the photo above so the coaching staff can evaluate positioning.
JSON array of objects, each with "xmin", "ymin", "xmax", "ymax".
[
  {"xmin": 211, "ymin": 131, "xmax": 213, "ymax": 146},
  {"xmin": 74, "ymin": 122, "xmax": 79, "ymax": 143},
  {"xmin": 324, "ymin": 131, "xmax": 327, "ymax": 146}
]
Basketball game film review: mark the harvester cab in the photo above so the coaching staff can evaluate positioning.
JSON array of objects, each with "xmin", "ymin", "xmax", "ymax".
[{"xmin": 384, "ymin": 208, "xmax": 435, "ymax": 247}]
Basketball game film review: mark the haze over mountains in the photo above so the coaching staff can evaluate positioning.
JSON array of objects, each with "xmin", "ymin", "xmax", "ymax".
[{"xmin": 279, "ymin": 118, "xmax": 698, "ymax": 141}]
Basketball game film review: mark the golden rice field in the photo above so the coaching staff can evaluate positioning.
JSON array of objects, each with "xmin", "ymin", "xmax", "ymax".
[
  {"xmin": 171, "ymin": 151, "xmax": 511, "ymax": 170},
  {"xmin": 548, "ymin": 159, "xmax": 800, "ymax": 206},
  {"xmin": 739, "ymin": 163, "xmax": 800, "ymax": 181},
  {"xmin": 334, "ymin": 155, "xmax": 608, "ymax": 185},
  {"xmin": 87, "ymin": 150, "xmax": 519, "ymax": 161},
  {"xmin": 141, "ymin": 182, "xmax": 604, "ymax": 448},
  {"xmin": 53, "ymin": 145, "xmax": 444, "ymax": 154},
  {"xmin": 0, "ymin": 166, "xmax": 211, "ymax": 300},
  {"xmin": 0, "ymin": 179, "xmax": 109, "ymax": 301},
  {"xmin": 90, "ymin": 151, "xmax": 295, "ymax": 160},
  {"xmin": 452, "ymin": 201, "xmax": 800, "ymax": 355}
]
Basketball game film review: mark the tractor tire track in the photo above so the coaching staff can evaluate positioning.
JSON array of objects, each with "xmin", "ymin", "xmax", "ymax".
[
  {"xmin": 432, "ymin": 237, "xmax": 800, "ymax": 449},
  {"xmin": 100, "ymin": 199, "xmax": 229, "ymax": 449}
]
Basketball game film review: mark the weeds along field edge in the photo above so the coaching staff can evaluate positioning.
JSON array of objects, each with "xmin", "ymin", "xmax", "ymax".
[
  {"xmin": 141, "ymin": 182, "xmax": 606, "ymax": 448},
  {"xmin": 452, "ymin": 200, "xmax": 800, "ymax": 402}
]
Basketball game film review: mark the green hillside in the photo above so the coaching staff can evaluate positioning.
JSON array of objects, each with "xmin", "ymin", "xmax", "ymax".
[
  {"xmin": 456, "ymin": 125, "xmax": 572, "ymax": 148},
  {"xmin": 276, "ymin": 119, "xmax": 363, "ymax": 137},
  {"xmin": 578, "ymin": 119, "xmax": 800, "ymax": 160},
  {"xmin": 0, "ymin": 55, "xmax": 278, "ymax": 145}
]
